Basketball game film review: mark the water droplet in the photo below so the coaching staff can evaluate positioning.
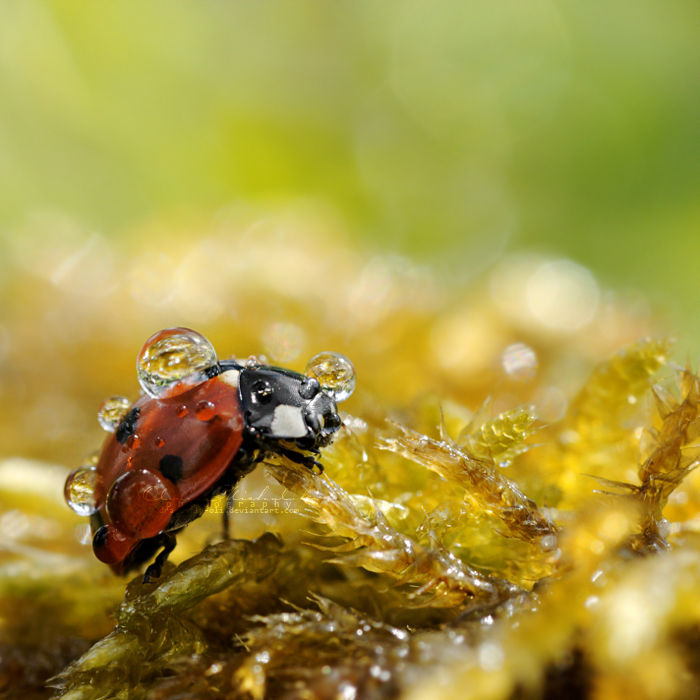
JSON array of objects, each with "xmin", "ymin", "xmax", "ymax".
[
  {"xmin": 502, "ymin": 342, "xmax": 538, "ymax": 381},
  {"xmin": 126, "ymin": 434, "xmax": 141, "ymax": 449},
  {"xmin": 245, "ymin": 354, "xmax": 268, "ymax": 368},
  {"xmin": 64, "ymin": 466, "xmax": 98, "ymax": 516},
  {"xmin": 176, "ymin": 404, "xmax": 188, "ymax": 418},
  {"xmin": 154, "ymin": 436, "xmax": 165, "ymax": 448},
  {"xmin": 106, "ymin": 469, "xmax": 178, "ymax": 538},
  {"xmin": 196, "ymin": 400, "xmax": 216, "ymax": 421},
  {"xmin": 136, "ymin": 327, "xmax": 218, "ymax": 398},
  {"xmin": 305, "ymin": 351, "xmax": 356, "ymax": 402},
  {"xmin": 97, "ymin": 396, "xmax": 131, "ymax": 432}
]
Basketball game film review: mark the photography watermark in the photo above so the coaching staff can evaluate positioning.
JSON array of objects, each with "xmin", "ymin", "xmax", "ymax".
[
  {"xmin": 140, "ymin": 485, "xmax": 305, "ymax": 516},
  {"xmin": 207, "ymin": 498, "xmax": 302, "ymax": 515}
]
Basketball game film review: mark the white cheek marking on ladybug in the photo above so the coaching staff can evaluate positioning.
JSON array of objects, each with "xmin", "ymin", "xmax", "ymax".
[
  {"xmin": 271, "ymin": 405, "xmax": 307, "ymax": 438},
  {"xmin": 219, "ymin": 369, "xmax": 240, "ymax": 388}
]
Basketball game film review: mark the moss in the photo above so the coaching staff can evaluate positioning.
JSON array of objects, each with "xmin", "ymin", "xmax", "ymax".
[{"xmin": 1, "ymin": 223, "xmax": 698, "ymax": 699}]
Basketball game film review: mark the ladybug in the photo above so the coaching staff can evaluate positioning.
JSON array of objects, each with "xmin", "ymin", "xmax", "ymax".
[{"xmin": 67, "ymin": 328, "xmax": 354, "ymax": 582}]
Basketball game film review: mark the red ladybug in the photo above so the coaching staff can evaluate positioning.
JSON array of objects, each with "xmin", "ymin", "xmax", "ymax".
[{"xmin": 67, "ymin": 328, "xmax": 352, "ymax": 581}]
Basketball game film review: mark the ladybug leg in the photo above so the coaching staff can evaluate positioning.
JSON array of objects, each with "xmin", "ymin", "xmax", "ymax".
[
  {"xmin": 142, "ymin": 532, "xmax": 177, "ymax": 584},
  {"xmin": 309, "ymin": 460, "xmax": 324, "ymax": 475},
  {"xmin": 222, "ymin": 490, "xmax": 235, "ymax": 539},
  {"xmin": 219, "ymin": 446, "xmax": 265, "ymax": 539},
  {"xmin": 274, "ymin": 445, "xmax": 324, "ymax": 474}
]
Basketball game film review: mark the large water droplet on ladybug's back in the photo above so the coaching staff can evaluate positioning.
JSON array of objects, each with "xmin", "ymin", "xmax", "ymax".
[
  {"xmin": 106, "ymin": 469, "xmax": 178, "ymax": 539},
  {"xmin": 64, "ymin": 466, "xmax": 98, "ymax": 516},
  {"xmin": 305, "ymin": 351, "xmax": 356, "ymax": 402},
  {"xmin": 97, "ymin": 395, "xmax": 131, "ymax": 432},
  {"xmin": 137, "ymin": 327, "xmax": 218, "ymax": 398}
]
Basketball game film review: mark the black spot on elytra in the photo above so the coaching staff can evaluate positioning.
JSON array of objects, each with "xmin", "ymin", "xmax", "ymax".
[
  {"xmin": 116, "ymin": 407, "xmax": 140, "ymax": 444},
  {"xmin": 159, "ymin": 454, "xmax": 184, "ymax": 482}
]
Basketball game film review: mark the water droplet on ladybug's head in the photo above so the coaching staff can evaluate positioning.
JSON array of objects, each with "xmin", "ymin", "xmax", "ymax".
[
  {"xmin": 305, "ymin": 352, "xmax": 356, "ymax": 402},
  {"xmin": 64, "ymin": 466, "xmax": 98, "ymax": 516},
  {"xmin": 136, "ymin": 327, "xmax": 218, "ymax": 398},
  {"xmin": 97, "ymin": 396, "xmax": 131, "ymax": 432}
]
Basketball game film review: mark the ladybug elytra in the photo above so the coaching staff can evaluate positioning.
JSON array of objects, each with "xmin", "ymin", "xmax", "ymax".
[{"xmin": 64, "ymin": 328, "xmax": 354, "ymax": 581}]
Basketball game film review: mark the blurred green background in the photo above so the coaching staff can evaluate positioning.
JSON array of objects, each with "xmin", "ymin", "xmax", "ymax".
[{"xmin": 0, "ymin": 0, "xmax": 697, "ymax": 340}]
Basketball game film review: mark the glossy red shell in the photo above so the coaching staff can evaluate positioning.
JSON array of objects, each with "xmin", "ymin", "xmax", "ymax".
[{"xmin": 92, "ymin": 372, "xmax": 243, "ymax": 570}]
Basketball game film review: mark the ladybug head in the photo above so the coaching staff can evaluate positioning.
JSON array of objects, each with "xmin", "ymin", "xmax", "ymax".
[{"xmin": 238, "ymin": 366, "xmax": 342, "ymax": 447}]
